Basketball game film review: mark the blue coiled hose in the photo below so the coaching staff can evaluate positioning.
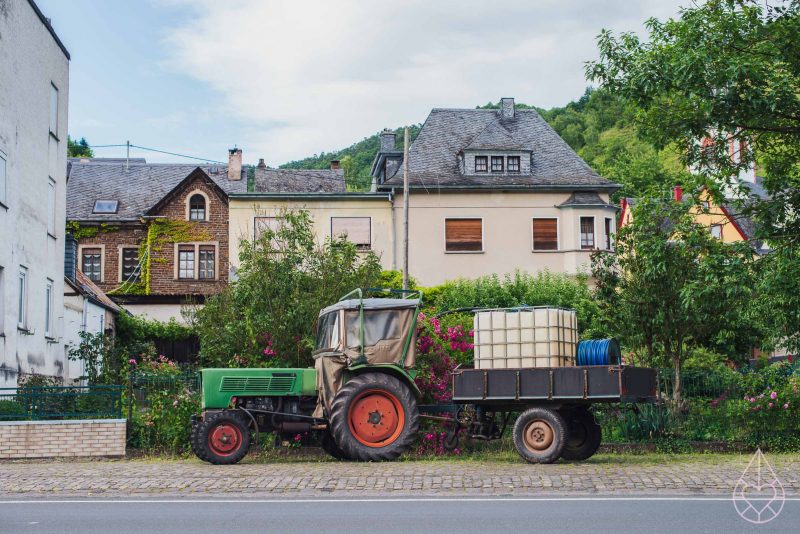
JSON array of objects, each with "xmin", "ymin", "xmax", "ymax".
[{"xmin": 577, "ymin": 339, "xmax": 621, "ymax": 366}]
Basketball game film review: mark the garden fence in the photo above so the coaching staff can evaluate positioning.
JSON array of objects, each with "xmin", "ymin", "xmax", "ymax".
[
  {"xmin": 0, "ymin": 385, "xmax": 123, "ymax": 421},
  {"xmin": 129, "ymin": 370, "xmax": 200, "ymax": 408}
]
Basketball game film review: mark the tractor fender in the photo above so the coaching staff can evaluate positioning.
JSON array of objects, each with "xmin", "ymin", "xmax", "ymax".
[{"xmin": 346, "ymin": 364, "xmax": 422, "ymax": 401}]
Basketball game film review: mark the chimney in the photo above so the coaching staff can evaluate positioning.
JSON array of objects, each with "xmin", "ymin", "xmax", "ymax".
[
  {"xmin": 673, "ymin": 185, "xmax": 683, "ymax": 202},
  {"xmin": 379, "ymin": 129, "xmax": 396, "ymax": 151},
  {"xmin": 330, "ymin": 160, "xmax": 341, "ymax": 170},
  {"xmin": 227, "ymin": 148, "xmax": 242, "ymax": 181},
  {"xmin": 501, "ymin": 97, "xmax": 515, "ymax": 119},
  {"xmin": 64, "ymin": 233, "xmax": 78, "ymax": 283},
  {"xmin": 257, "ymin": 158, "xmax": 267, "ymax": 170}
]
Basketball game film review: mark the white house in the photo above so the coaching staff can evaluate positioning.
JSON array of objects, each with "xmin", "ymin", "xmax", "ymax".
[{"xmin": 0, "ymin": 0, "xmax": 70, "ymax": 387}]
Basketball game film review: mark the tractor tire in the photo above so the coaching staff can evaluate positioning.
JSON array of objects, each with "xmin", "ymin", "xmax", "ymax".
[
  {"xmin": 512, "ymin": 407, "xmax": 567, "ymax": 464},
  {"xmin": 329, "ymin": 372, "xmax": 419, "ymax": 462},
  {"xmin": 560, "ymin": 407, "xmax": 602, "ymax": 461},
  {"xmin": 192, "ymin": 411, "xmax": 251, "ymax": 465},
  {"xmin": 321, "ymin": 432, "xmax": 349, "ymax": 460}
]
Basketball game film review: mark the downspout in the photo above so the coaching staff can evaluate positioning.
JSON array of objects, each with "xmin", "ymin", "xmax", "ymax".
[{"xmin": 389, "ymin": 189, "xmax": 397, "ymax": 270}]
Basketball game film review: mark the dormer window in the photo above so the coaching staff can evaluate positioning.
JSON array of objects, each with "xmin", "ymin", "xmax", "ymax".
[
  {"xmin": 475, "ymin": 156, "xmax": 488, "ymax": 173},
  {"xmin": 92, "ymin": 200, "xmax": 118, "ymax": 214},
  {"xmin": 507, "ymin": 156, "xmax": 520, "ymax": 173},
  {"xmin": 491, "ymin": 156, "xmax": 504, "ymax": 173}
]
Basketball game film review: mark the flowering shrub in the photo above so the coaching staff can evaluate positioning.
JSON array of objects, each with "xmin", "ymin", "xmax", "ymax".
[
  {"xmin": 416, "ymin": 429, "xmax": 460, "ymax": 457},
  {"xmin": 130, "ymin": 353, "xmax": 182, "ymax": 375},
  {"xmin": 414, "ymin": 311, "xmax": 474, "ymax": 403},
  {"xmin": 741, "ymin": 375, "xmax": 800, "ymax": 438},
  {"xmin": 232, "ymin": 333, "xmax": 280, "ymax": 367}
]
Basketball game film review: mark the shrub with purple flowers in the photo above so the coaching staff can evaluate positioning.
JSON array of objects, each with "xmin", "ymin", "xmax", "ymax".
[{"xmin": 414, "ymin": 311, "xmax": 474, "ymax": 403}]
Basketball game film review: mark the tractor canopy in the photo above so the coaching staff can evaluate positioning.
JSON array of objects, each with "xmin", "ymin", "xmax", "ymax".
[{"xmin": 312, "ymin": 289, "xmax": 421, "ymax": 418}]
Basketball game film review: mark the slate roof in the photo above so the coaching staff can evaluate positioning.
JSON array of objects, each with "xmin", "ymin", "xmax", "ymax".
[
  {"xmin": 67, "ymin": 162, "xmax": 247, "ymax": 221},
  {"xmin": 72, "ymin": 270, "xmax": 121, "ymax": 313},
  {"xmin": 558, "ymin": 191, "xmax": 615, "ymax": 207},
  {"xmin": 253, "ymin": 168, "xmax": 345, "ymax": 193},
  {"xmin": 722, "ymin": 180, "xmax": 771, "ymax": 254},
  {"xmin": 379, "ymin": 108, "xmax": 616, "ymax": 190}
]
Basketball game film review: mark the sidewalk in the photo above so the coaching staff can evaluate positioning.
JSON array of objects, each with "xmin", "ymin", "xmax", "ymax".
[{"xmin": 1, "ymin": 453, "xmax": 798, "ymax": 499}]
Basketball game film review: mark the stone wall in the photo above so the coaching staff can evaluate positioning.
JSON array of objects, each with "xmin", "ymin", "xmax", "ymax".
[{"xmin": 0, "ymin": 419, "xmax": 126, "ymax": 459}]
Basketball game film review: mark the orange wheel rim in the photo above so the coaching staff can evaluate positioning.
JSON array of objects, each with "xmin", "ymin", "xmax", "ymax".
[
  {"xmin": 348, "ymin": 389, "xmax": 405, "ymax": 448},
  {"xmin": 523, "ymin": 419, "xmax": 554, "ymax": 453},
  {"xmin": 208, "ymin": 423, "xmax": 243, "ymax": 456}
]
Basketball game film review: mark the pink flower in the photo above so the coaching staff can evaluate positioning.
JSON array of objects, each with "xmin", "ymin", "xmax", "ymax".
[
  {"xmin": 769, "ymin": 402, "xmax": 774, "ymax": 408},
  {"xmin": 173, "ymin": 400, "xmax": 179, "ymax": 407},
  {"xmin": 128, "ymin": 359, "xmax": 137, "ymax": 365},
  {"xmin": 749, "ymin": 397, "xmax": 755, "ymax": 403},
  {"xmin": 784, "ymin": 403, "xmax": 789, "ymax": 409},
  {"xmin": 293, "ymin": 433, "xmax": 301, "ymax": 442},
  {"xmin": 770, "ymin": 391, "xmax": 777, "ymax": 400}
]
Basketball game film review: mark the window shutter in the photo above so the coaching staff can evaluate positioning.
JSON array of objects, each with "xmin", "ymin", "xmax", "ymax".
[
  {"xmin": 331, "ymin": 217, "xmax": 371, "ymax": 250},
  {"xmin": 445, "ymin": 219, "xmax": 482, "ymax": 252},
  {"xmin": 532, "ymin": 219, "xmax": 558, "ymax": 250}
]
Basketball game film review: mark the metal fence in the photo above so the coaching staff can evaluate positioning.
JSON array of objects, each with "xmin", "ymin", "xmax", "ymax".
[
  {"xmin": 129, "ymin": 371, "xmax": 200, "ymax": 408},
  {"xmin": 0, "ymin": 385, "xmax": 124, "ymax": 421},
  {"xmin": 657, "ymin": 368, "xmax": 743, "ymax": 399}
]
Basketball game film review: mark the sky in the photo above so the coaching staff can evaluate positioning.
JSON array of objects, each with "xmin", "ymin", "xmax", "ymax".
[{"xmin": 38, "ymin": 0, "xmax": 686, "ymax": 166}]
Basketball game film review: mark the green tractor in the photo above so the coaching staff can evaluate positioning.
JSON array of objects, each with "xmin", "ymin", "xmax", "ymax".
[{"xmin": 190, "ymin": 289, "xmax": 423, "ymax": 464}]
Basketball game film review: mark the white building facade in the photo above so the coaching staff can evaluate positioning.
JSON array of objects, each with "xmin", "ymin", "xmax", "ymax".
[{"xmin": 0, "ymin": 0, "xmax": 70, "ymax": 387}]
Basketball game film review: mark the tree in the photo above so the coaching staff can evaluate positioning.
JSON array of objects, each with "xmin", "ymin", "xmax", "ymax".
[
  {"xmin": 587, "ymin": 0, "xmax": 800, "ymax": 351},
  {"xmin": 68, "ymin": 136, "xmax": 94, "ymax": 158},
  {"xmin": 592, "ymin": 193, "xmax": 757, "ymax": 404},
  {"xmin": 192, "ymin": 210, "xmax": 382, "ymax": 368}
]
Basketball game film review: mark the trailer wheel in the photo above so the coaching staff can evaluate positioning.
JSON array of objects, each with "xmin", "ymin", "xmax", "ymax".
[
  {"xmin": 192, "ymin": 411, "xmax": 250, "ymax": 465},
  {"xmin": 321, "ymin": 432, "xmax": 349, "ymax": 460},
  {"xmin": 330, "ymin": 372, "xmax": 419, "ymax": 461},
  {"xmin": 560, "ymin": 407, "xmax": 602, "ymax": 461},
  {"xmin": 512, "ymin": 407, "xmax": 567, "ymax": 464}
]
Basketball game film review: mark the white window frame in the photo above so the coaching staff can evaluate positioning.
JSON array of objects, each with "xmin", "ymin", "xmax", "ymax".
[
  {"xmin": 531, "ymin": 216, "xmax": 560, "ymax": 252},
  {"xmin": 78, "ymin": 244, "xmax": 106, "ymax": 283},
  {"xmin": 92, "ymin": 200, "xmax": 119, "ymax": 214},
  {"xmin": 47, "ymin": 177, "xmax": 56, "ymax": 238},
  {"xmin": 0, "ymin": 150, "xmax": 7, "ymax": 207},
  {"xmin": 330, "ymin": 216, "xmax": 372, "ymax": 251},
  {"xmin": 173, "ymin": 242, "xmax": 219, "ymax": 280},
  {"xmin": 443, "ymin": 217, "xmax": 485, "ymax": 254},
  {"xmin": 185, "ymin": 189, "xmax": 210, "ymax": 222},
  {"xmin": 49, "ymin": 83, "xmax": 59, "ymax": 137},
  {"xmin": 45, "ymin": 278, "xmax": 54, "ymax": 338},
  {"xmin": 710, "ymin": 224, "xmax": 723, "ymax": 240},
  {"xmin": 17, "ymin": 266, "xmax": 27, "ymax": 330},
  {"xmin": 579, "ymin": 216, "xmax": 596, "ymax": 250}
]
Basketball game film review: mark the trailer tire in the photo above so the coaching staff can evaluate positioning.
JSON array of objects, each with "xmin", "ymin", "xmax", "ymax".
[
  {"xmin": 321, "ymin": 432, "xmax": 349, "ymax": 460},
  {"xmin": 560, "ymin": 407, "xmax": 602, "ymax": 461},
  {"xmin": 192, "ymin": 411, "xmax": 250, "ymax": 465},
  {"xmin": 512, "ymin": 407, "xmax": 567, "ymax": 464},
  {"xmin": 330, "ymin": 372, "xmax": 419, "ymax": 461}
]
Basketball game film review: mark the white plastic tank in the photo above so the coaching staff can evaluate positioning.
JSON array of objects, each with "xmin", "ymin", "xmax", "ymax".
[{"xmin": 474, "ymin": 307, "xmax": 578, "ymax": 369}]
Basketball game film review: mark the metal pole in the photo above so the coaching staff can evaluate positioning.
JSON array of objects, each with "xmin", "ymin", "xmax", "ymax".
[
  {"xmin": 125, "ymin": 140, "xmax": 130, "ymax": 171},
  {"xmin": 402, "ymin": 127, "xmax": 409, "ymax": 290}
]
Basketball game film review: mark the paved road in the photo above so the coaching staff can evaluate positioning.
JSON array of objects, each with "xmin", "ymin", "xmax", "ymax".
[
  {"xmin": 1, "ymin": 454, "xmax": 799, "ymax": 498},
  {"xmin": 1, "ymin": 497, "xmax": 796, "ymax": 534}
]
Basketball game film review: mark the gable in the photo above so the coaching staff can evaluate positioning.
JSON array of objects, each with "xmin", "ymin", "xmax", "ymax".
[{"xmin": 146, "ymin": 168, "xmax": 229, "ymax": 217}]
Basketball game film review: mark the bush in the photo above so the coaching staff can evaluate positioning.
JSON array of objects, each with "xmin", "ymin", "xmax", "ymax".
[
  {"xmin": 414, "ymin": 311, "xmax": 473, "ymax": 403},
  {"xmin": 194, "ymin": 210, "xmax": 381, "ymax": 368},
  {"xmin": 0, "ymin": 400, "xmax": 27, "ymax": 419}
]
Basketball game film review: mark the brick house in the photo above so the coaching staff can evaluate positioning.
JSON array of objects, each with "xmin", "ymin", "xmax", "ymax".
[{"xmin": 66, "ymin": 151, "xmax": 248, "ymax": 322}]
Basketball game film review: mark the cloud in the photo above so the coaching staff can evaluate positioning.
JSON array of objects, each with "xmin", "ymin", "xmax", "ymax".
[{"xmin": 161, "ymin": 0, "xmax": 685, "ymax": 165}]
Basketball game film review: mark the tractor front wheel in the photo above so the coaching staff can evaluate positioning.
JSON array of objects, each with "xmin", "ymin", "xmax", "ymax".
[
  {"xmin": 330, "ymin": 373, "xmax": 419, "ymax": 461},
  {"xmin": 192, "ymin": 411, "xmax": 251, "ymax": 465}
]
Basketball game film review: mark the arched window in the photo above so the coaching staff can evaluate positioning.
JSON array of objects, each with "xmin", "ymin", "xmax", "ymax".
[{"xmin": 189, "ymin": 194, "xmax": 206, "ymax": 221}]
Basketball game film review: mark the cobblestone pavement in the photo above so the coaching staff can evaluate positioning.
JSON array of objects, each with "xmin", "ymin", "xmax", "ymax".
[{"xmin": 1, "ymin": 454, "xmax": 798, "ymax": 499}]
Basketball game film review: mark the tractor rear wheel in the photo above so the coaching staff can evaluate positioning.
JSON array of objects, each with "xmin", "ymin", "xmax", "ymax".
[
  {"xmin": 330, "ymin": 372, "xmax": 419, "ymax": 461},
  {"xmin": 560, "ymin": 407, "xmax": 602, "ymax": 461},
  {"xmin": 512, "ymin": 407, "xmax": 567, "ymax": 464},
  {"xmin": 321, "ymin": 432, "xmax": 349, "ymax": 460},
  {"xmin": 192, "ymin": 411, "xmax": 250, "ymax": 465}
]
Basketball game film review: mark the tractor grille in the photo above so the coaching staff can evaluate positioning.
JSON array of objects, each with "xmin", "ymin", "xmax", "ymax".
[{"xmin": 219, "ymin": 374, "xmax": 296, "ymax": 393}]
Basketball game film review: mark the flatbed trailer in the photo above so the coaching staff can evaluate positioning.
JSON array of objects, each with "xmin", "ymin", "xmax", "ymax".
[{"xmin": 416, "ymin": 365, "xmax": 658, "ymax": 463}]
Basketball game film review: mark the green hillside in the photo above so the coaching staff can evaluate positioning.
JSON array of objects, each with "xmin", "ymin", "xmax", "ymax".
[{"xmin": 280, "ymin": 88, "xmax": 685, "ymax": 196}]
